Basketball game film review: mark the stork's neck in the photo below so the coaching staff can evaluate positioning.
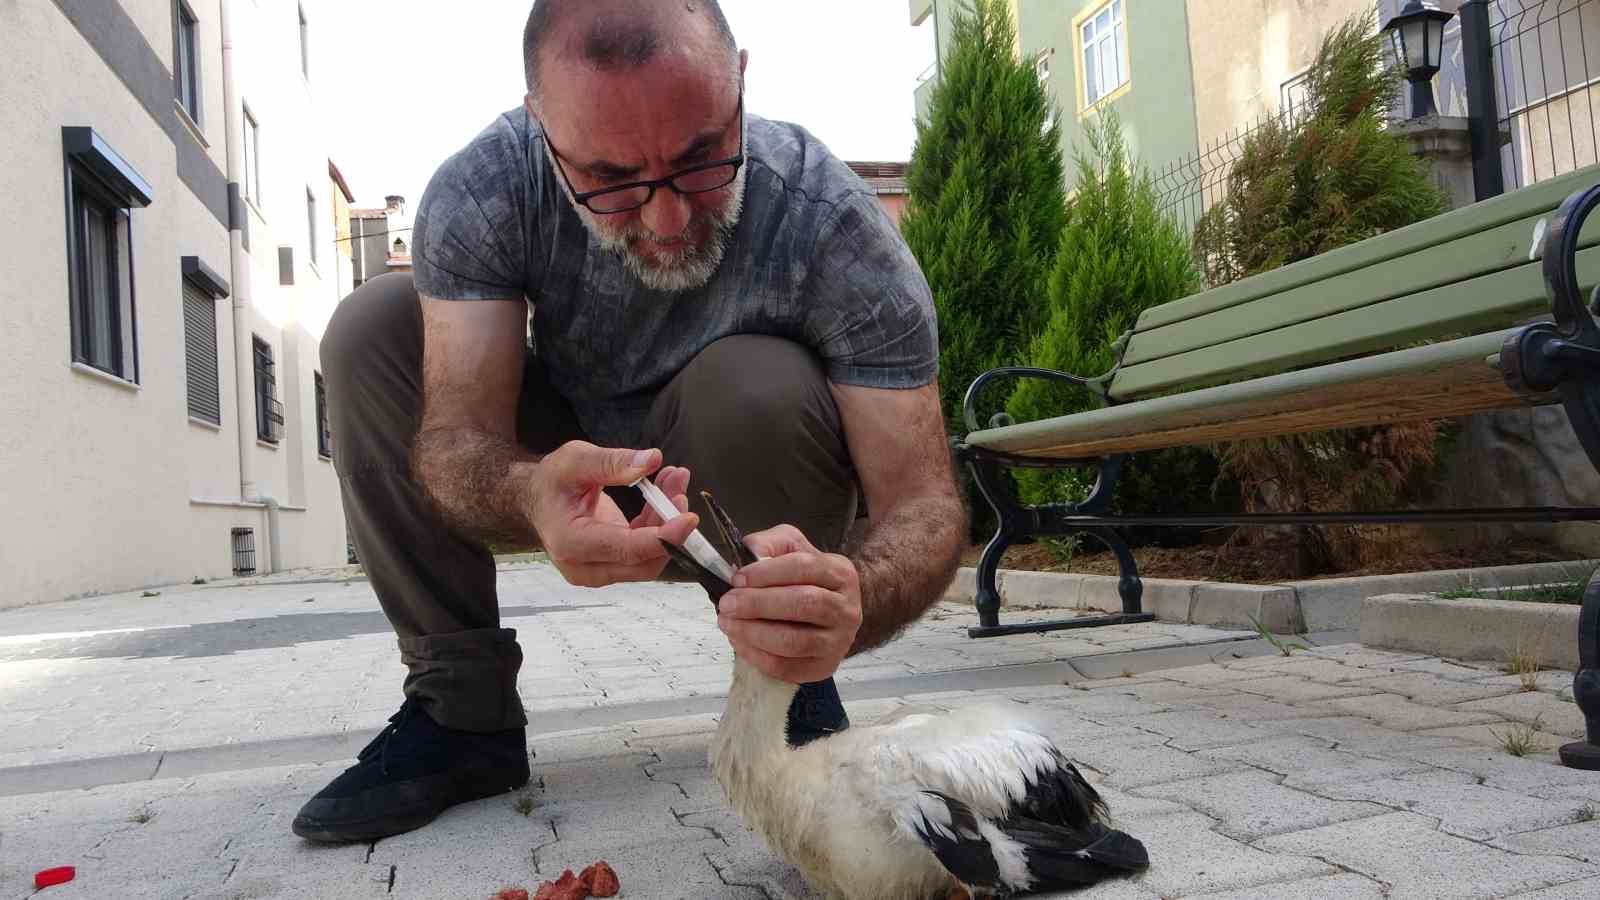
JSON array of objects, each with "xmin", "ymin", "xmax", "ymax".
[{"xmin": 719, "ymin": 656, "xmax": 801, "ymax": 763}]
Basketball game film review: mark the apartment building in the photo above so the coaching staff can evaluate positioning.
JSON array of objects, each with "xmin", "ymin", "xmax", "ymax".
[
  {"xmin": 0, "ymin": 0, "xmax": 351, "ymax": 608},
  {"xmin": 909, "ymin": 0, "xmax": 1598, "ymax": 203}
]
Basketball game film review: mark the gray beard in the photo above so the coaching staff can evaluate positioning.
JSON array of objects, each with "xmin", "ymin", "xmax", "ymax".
[{"xmin": 547, "ymin": 142, "xmax": 747, "ymax": 293}]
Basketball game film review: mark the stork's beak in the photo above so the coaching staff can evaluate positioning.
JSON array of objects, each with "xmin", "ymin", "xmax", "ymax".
[{"xmin": 658, "ymin": 491, "xmax": 757, "ymax": 610}]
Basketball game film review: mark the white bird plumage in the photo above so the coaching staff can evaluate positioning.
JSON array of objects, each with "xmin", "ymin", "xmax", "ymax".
[{"xmin": 656, "ymin": 491, "xmax": 1150, "ymax": 900}]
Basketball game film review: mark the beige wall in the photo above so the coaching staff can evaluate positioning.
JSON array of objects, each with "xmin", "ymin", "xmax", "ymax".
[
  {"xmin": 1185, "ymin": 0, "xmax": 1375, "ymax": 150},
  {"xmin": 0, "ymin": 0, "xmax": 347, "ymax": 608}
]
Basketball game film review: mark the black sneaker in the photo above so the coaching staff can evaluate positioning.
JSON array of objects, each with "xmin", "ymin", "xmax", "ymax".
[{"xmin": 292, "ymin": 698, "xmax": 530, "ymax": 843}]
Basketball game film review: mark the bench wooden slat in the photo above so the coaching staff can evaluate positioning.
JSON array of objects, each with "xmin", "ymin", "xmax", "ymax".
[
  {"xmin": 1133, "ymin": 165, "xmax": 1600, "ymax": 333},
  {"xmin": 966, "ymin": 330, "xmax": 1554, "ymax": 459},
  {"xmin": 1121, "ymin": 210, "xmax": 1600, "ymax": 368},
  {"xmin": 1107, "ymin": 242, "xmax": 1600, "ymax": 400}
]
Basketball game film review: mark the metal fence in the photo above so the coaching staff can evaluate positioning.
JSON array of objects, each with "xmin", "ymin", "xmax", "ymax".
[
  {"xmin": 1491, "ymin": 0, "xmax": 1600, "ymax": 190},
  {"xmin": 1152, "ymin": 0, "xmax": 1599, "ymax": 230},
  {"xmin": 1151, "ymin": 113, "xmax": 1283, "ymax": 236}
]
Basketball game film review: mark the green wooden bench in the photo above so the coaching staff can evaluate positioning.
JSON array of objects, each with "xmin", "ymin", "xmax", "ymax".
[
  {"xmin": 955, "ymin": 169, "xmax": 1600, "ymax": 766},
  {"xmin": 953, "ymin": 166, "xmax": 1593, "ymax": 630}
]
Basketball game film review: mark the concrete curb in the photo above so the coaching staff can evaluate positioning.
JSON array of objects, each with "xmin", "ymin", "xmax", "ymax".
[
  {"xmin": 1360, "ymin": 593, "xmax": 1582, "ymax": 670},
  {"xmin": 944, "ymin": 559, "xmax": 1597, "ymax": 634}
]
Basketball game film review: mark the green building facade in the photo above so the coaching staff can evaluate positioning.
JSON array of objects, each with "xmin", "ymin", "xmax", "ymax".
[{"xmin": 911, "ymin": 0, "xmax": 1201, "ymax": 193}]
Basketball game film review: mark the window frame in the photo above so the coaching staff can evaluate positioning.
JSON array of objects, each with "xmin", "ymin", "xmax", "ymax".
[
  {"xmin": 314, "ymin": 371, "xmax": 332, "ymax": 459},
  {"xmin": 242, "ymin": 104, "xmax": 261, "ymax": 208},
  {"xmin": 306, "ymin": 187, "xmax": 318, "ymax": 266},
  {"xmin": 252, "ymin": 336, "xmax": 282, "ymax": 444},
  {"xmin": 173, "ymin": 0, "xmax": 202, "ymax": 127},
  {"xmin": 1074, "ymin": 0, "xmax": 1132, "ymax": 117},
  {"xmin": 61, "ymin": 129, "xmax": 150, "ymax": 386}
]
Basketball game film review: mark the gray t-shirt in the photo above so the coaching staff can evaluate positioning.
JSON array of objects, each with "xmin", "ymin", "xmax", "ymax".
[{"xmin": 411, "ymin": 107, "xmax": 938, "ymax": 448}]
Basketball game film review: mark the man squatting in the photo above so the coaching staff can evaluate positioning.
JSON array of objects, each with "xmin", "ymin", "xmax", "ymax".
[{"xmin": 293, "ymin": 0, "xmax": 967, "ymax": 843}]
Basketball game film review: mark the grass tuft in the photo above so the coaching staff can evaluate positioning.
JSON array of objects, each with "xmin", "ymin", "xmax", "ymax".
[
  {"xmin": 1249, "ymin": 615, "xmax": 1310, "ymax": 657},
  {"xmin": 1492, "ymin": 714, "xmax": 1546, "ymax": 758}
]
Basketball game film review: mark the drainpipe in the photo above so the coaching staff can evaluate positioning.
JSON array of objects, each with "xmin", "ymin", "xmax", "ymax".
[{"xmin": 220, "ymin": 0, "xmax": 276, "ymax": 573}]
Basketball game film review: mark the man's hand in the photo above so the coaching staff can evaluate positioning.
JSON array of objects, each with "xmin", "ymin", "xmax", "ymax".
[
  {"xmin": 717, "ymin": 525, "xmax": 863, "ymax": 684},
  {"xmin": 530, "ymin": 442, "xmax": 699, "ymax": 588}
]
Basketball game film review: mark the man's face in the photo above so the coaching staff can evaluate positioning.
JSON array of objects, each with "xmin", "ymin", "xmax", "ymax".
[{"xmin": 532, "ymin": 45, "xmax": 748, "ymax": 292}]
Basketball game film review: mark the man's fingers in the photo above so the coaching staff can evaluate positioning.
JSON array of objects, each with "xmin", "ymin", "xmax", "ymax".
[
  {"xmin": 570, "ymin": 514, "xmax": 699, "ymax": 566},
  {"xmin": 719, "ymin": 612, "xmax": 831, "ymax": 660},
  {"xmin": 742, "ymin": 524, "xmax": 815, "ymax": 559},
  {"xmin": 720, "ymin": 585, "xmax": 855, "ymax": 628},
  {"xmin": 733, "ymin": 554, "xmax": 848, "ymax": 591}
]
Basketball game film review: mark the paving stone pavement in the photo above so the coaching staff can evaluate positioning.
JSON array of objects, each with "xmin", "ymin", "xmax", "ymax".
[{"xmin": 2, "ymin": 563, "xmax": 1600, "ymax": 898}]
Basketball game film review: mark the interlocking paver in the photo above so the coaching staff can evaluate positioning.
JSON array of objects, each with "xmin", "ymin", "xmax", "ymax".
[
  {"xmin": 1495, "ymin": 820, "xmax": 1600, "ymax": 864},
  {"xmin": 1186, "ymin": 873, "xmax": 1389, "ymax": 899},
  {"xmin": 1119, "ymin": 709, "xmax": 1282, "ymax": 751},
  {"xmin": 8, "ymin": 563, "xmax": 1600, "ymax": 900},
  {"xmin": 1199, "ymin": 734, "xmax": 1434, "ymax": 790},
  {"xmin": 1133, "ymin": 770, "xmax": 1388, "ymax": 840},
  {"xmin": 1456, "ymin": 692, "xmax": 1588, "ymax": 739},
  {"xmin": 1257, "ymin": 811, "xmax": 1600, "ymax": 899},
  {"xmin": 1229, "ymin": 674, "xmax": 1382, "ymax": 703},
  {"xmin": 1315, "ymin": 694, "xmax": 1504, "ymax": 731},
  {"xmin": 1316, "ymin": 768, "xmax": 1595, "ymax": 840},
  {"xmin": 1117, "ymin": 811, "xmax": 1335, "ymax": 896},
  {"xmin": 1346, "ymin": 671, "xmax": 1522, "ymax": 706}
]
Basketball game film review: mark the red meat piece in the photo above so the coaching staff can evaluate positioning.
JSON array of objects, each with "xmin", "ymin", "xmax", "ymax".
[
  {"xmin": 532, "ymin": 870, "xmax": 587, "ymax": 900},
  {"xmin": 580, "ymin": 861, "xmax": 620, "ymax": 897}
]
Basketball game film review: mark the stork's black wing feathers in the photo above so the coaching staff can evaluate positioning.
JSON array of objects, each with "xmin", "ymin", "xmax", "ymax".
[
  {"xmin": 914, "ymin": 754, "xmax": 1149, "ymax": 894},
  {"xmin": 1008, "ymin": 819, "xmax": 1150, "ymax": 884},
  {"xmin": 1019, "ymin": 750, "xmax": 1105, "ymax": 827},
  {"xmin": 911, "ymin": 792, "xmax": 1004, "ymax": 892}
]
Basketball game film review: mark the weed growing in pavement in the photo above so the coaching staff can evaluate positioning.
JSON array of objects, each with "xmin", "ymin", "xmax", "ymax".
[
  {"xmin": 1492, "ymin": 715, "xmax": 1546, "ymax": 758},
  {"xmin": 1249, "ymin": 615, "xmax": 1309, "ymax": 657}
]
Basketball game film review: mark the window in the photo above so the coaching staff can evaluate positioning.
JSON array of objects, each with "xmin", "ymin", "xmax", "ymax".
[
  {"xmin": 1080, "ymin": 0, "xmax": 1129, "ymax": 109},
  {"xmin": 1281, "ymin": 69, "xmax": 1312, "ymax": 125},
  {"xmin": 298, "ymin": 5, "xmax": 310, "ymax": 79},
  {"xmin": 1035, "ymin": 49, "xmax": 1052, "ymax": 84},
  {"xmin": 232, "ymin": 528, "xmax": 256, "ymax": 576},
  {"xmin": 183, "ymin": 279, "xmax": 221, "ymax": 424},
  {"xmin": 174, "ymin": 1, "xmax": 200, "ymax": 124},
  {"xmin": 306, "ymin": 188, "xmax": 318, "ymax": 265},
  {"xmin": 62, "ymin": 128, "xmax": 151, "ymax": 384},
  {"xmin": 315, "ymin": 372, "xmax": 332, "ymax": 458},
  {"xmin": 252, "ymin": 336, "xmax": 283, "ymax": 443},
  {"xmin": 242, "ymin": 106, "xmax": 260, "ymax": 205}
]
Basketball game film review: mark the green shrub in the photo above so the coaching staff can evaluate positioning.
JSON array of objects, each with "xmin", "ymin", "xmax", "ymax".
[
  {"xmin": 1193, "ymin": 12, "xmax": 1452, "ymax": 575},
  {"xmin": 1005, "ymin": 110, "xmax": 1225, "ymax": 535},
  {"xmin": 901, "ymin": 0, "xmax": 1067, "ymax": 433}
]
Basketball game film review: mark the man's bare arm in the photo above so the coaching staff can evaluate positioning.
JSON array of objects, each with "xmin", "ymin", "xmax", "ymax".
[
  {"xmin": 829, "ymin": 381, "xmax": 968, "ymax": 654},
  {"xmin": 411, "ymin": 296, "xmax": 541, "ymax": 544}
]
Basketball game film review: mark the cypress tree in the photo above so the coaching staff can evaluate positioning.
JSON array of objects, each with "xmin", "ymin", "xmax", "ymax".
[{"xmin": 901, "ymin": 0, "xmax": 1067, "ymax": 432}]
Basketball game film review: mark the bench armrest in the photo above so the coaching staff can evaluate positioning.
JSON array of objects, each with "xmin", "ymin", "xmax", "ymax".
[{"xmin": 960, "ymin": 334, "xmax": 1131, "ymax": 435}]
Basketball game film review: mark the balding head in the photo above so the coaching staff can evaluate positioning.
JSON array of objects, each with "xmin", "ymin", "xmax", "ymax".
[{"xmin": 523, "ymin": 0, "xmax": 739, "ymax": 103}]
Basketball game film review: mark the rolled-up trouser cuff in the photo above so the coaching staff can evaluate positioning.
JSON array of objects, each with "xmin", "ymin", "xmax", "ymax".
[{"xmin": 397, "ymin": 627, "xmax": 527, "ymax": 732}]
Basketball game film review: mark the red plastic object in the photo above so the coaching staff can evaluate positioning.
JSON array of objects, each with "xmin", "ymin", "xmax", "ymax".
[{"xmin": 34, "ymin": 867, "xmax": 76, "ymax": 889}]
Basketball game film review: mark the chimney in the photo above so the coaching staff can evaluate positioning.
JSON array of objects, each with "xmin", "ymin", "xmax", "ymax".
[{"xmin": 384, "ymin": 194, "xmax": 405, "ymax": 215}]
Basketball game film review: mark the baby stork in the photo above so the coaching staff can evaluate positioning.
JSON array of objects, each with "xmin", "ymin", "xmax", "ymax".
[{"xmin": 649, "ymin": 485, "xmax": 1150, "ymax": 900}]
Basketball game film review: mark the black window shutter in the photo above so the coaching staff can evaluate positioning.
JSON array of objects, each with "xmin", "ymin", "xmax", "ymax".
[{"xmin": 183, "ymin": 281, "xmax": 221, "ymax": 424}]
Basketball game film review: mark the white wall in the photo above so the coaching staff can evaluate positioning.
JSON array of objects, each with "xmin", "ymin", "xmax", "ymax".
[{"xmin": 0, "ymin": 0, "xmax": 348, "ymax": 608}]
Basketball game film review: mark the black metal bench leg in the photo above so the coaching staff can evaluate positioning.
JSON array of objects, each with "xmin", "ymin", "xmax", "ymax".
[
  {"xmin": 1082, "ymin": 525, "xmax": 1145, "ymax": 616},
  {"xmin": 1561, "ymin": 574, "xmax": 1600, "ymax": 770},
  {"xmin": 974, "ymin": 523, "xmax": 1015, "ymax": 630}
]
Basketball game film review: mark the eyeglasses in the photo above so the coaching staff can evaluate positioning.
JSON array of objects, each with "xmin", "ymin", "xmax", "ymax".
[{"xmin": 544, "ymin": 97, "xmax": 745, "ymax": 215}]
